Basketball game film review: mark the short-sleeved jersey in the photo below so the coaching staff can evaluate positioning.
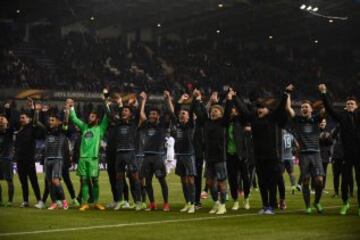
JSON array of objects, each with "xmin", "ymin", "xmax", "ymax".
[{"xmin": 292, "ymin": 115, "xmax": 321, "ymax": 153}]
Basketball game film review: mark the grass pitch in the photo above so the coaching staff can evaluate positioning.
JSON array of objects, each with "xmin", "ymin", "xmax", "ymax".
[{"xmin": 0, "ymin": 166, "xmax": 359, "ymax": 240}]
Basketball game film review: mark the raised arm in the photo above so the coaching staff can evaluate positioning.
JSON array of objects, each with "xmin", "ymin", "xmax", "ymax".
[
  {"xmin": 67, "ymin": 99, "xmax": 87, "ymax": 132},
  {"xmin": 102, "ymin": 88, "xmax": 114, "ymax": 118},
  {"xmin": 99, "ymin": 89, "xmax": 110, "ymax": 134},
  {"xmin": 3, "ymin": 100, "xmax": 18, "ymax": 129},
  {"xmin": 105, "ymin": 91, "xmax": 123, "ymax": 124},
  {"xmin": 164, "ymin": 90, "xmax": 179, "ymax": 126},
  {"xmin": 176, "ymin": 93, "xmax": 190, "ymax": 113},
  {"xmin": 272, "ymin": 90, "xmax": 289, "ymax": 127},
  {"xmin": 232, "ymin": 90, "xmax": 256, "ymax": 123},
  {"xmin": 233, "ymin": 96, "xmax": 250, "ymax": 116},
  {"xmin": 318, "ymin": 84, "xmax": 342, "ymax": 122},
  {"xmin": 4, "ymin": 101, "xmax": 12, "ymax": 121},
  {"xmin": 192, "ymin": 89, "xmax": 208, "ymax": 126},
  {"xmin": 164, "ymin": 90, "xmax": 175, "ymax": 115},
  {"xmin": 138, "ymin": 92, "xmax": 147, "ymax": 126},
  {"xmin": 62, "ymin": 105, "xmax": 70, "ymax": 131},
  {"xmin": 32, "ymin": 103, "xmax": 47, "ymax": 130},
  {"xmin": 186, "ymin": 94, "xmax": 195, "ymax": 124},
  {"xmin": 99, "ymin": 113, "xmax": 109, "ymax": 137},
  {"xmin": 206, "ymin": 91, "xmax": 219, "ymax": 112},
  {"xmin": 223, "ymin": 90, "xmax": 235, "ymax": 126},
  {"xmin": 285, "ymin": 84, "xmax": 296, "ymax": 118}
]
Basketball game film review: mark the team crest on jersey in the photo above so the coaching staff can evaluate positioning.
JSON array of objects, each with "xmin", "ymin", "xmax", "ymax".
[
  {"xmin": 176, "ymin": 129, "xmax": 183, "ymax": 139},
  {"xmin": 147, "ymin": 128, "xmax": 156, "ymax": 136},
  {"xmin": 120, "ymin": 126, "xmax": 129, "ymax": 135},
  {"xmin": 303, "ymin": 124, "xmax": 313, "ymax": 133},
  {"xmin": 84, "ymin": 131, "xmax": 94, "ymax": 139}
]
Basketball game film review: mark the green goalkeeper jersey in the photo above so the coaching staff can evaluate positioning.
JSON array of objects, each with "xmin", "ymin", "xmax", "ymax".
[{"xmin": 70, "ymin": 108, "xmax": 108, "ymax": 159}]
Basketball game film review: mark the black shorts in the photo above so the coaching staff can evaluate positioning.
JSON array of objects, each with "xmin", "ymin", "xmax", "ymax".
[
  {"xmin": 44, "ymin": 158, "xmax": 63, "ymax": 181},
  {"xmin": 175, "ymin": 155, "xmax": 197, "ymax": 177},
  {"xmin": 299, "ymin": 152, "xmax": 325, "ymax": 180},
  {"xmin": 142, "ymin": 154, "xmax": 166, "ymax": 178},
  {"xmin": 283, "ymin": 160, "xmax": 294, "ymax": 174},
  {"xmin": 116, "ymin": 151, "xmax": 138, "ymax": 173},
  {"xmin": 205, "ymin": 161, "xmax": 227, "ymax": 181},
  {"xmin": 0, "ymin": 157, "xmax": 13, "ymax": 180}
]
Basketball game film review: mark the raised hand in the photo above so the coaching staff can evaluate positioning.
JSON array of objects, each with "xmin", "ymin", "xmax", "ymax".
[
  {"xmin": 193, "ymin": 89, "xmax": 202, "ymax": 100},
  {"xmin": 163, "ymin": 90, "xmax": 171, "ymax": 100},
  {"xmin": 318, "ymin": 84, "xmax": 327, "ymax": 93},
  {"xmin": 227, "ymin": 88, "xmax": 236, "ymax": 100},
  {"xmin": 285, "ymin": 84, "xmax": 295, "ymax": 93},
  {"xmin": 128, "ymin": 96, "xmax": 137, "ymax": 106},
  {"xmin": 4, "ymin": 102, "xmax": 10, "ymax": 109},
  {"xmin": 139, "ymin": 91, "xmax": 147, "ymax": 101},
  {"xmin": 27, "ymin": 97, "xmax": 34, "ymax": 109},
  {"xmin": 102, "ymin": 88, "xmax": 110, "ymax": 100},
  {"xmin": 35, "ymin": 103, "xmax": 42, "ymax": 111},
  {"xmin": 41, "ymin": 104, "xmax": 49, "ymax": 112},
  {"xmin": 178, "ymin": 93, "xmax": 189, "ymax": 104},
  {"xmin": 65, "ymin": 98, "xmax": 74, "ymax": 108},
  {"xmin": 193, "ymin": 89, "xmax": 200, "ymax": 97},
  {"xmin": 244, "ymin": 126, "xmax": 252, "ymax": 132},
  {"xmin": 210, "ymin": 91, "xmax": 219, "ymax": 103}
]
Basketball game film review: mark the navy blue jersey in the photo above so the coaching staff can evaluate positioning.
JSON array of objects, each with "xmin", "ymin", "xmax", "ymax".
[{"xmin": 141, "ymin": 121, "xmax": 167, "ymax": 155}]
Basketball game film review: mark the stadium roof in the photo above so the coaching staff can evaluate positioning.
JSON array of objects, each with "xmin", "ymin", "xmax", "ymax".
[{"xmin": 1, "ymin": 0, "xmax": 359, "ymax": 45}]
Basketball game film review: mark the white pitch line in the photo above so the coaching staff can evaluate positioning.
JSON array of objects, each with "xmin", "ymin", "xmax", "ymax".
[{"xmin": 0, "ymin": 205, "xmax": 342, "ymax": 237}]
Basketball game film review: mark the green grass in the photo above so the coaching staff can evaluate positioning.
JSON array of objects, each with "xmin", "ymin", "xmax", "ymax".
[{"xmin": 0, "ymin": 166, "xmax": 359, "ymax": 240}]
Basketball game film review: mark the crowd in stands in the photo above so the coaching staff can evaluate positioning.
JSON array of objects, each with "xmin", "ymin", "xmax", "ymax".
[{"xmin": 1, "ymin": 25, "xmax": 359, "ymax": 101}]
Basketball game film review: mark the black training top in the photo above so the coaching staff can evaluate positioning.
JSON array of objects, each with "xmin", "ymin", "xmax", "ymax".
[
  {"xmin": 0, "ymin": 128, "xmax": 14, "ymax": 159},
  {"xmin": 322, "ymin": 93, "xmax": 360, "ymax": 157},
  {"xmin": 246, "ymin": 94, "xmax": 288, "ymax": 163},
  {"xmin": 193, "ymin": 99, "xmax": 231, "ymax": 163},
  {"xmin": 14, "ymin": 124, "xmax": 44, "ymax": 162}
]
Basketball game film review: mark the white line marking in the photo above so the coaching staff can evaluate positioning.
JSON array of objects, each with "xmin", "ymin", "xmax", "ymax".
[{"xmin": 0, "ymin": 205, "xmax": 342, "ymax": 237}]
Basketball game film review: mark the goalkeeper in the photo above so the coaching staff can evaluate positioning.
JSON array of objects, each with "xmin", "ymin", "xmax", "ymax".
[{"xmin": 66, "ymin": 98, "xmax": 109, "ymax": 211}]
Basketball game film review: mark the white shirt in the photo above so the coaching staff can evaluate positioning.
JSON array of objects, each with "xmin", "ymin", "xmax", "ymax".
[{"xmin": 165, "ymin": 136, "xmax": 175, "ymax": 161}]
